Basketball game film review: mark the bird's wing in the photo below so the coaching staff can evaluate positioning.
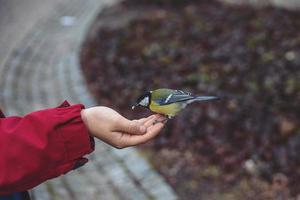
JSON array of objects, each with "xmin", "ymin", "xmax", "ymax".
[{"xmin": 155, "ymin": 90, "xmax": 195, "ymax": 105}]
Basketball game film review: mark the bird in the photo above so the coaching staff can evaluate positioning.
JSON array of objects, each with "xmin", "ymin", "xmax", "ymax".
[{"xmin": 132, "ymin": 88, "xmax": 219, "ymax": 119}]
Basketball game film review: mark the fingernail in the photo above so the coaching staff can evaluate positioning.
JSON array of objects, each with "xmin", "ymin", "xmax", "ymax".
[{"xmin": 140, "ymin": 126, "xmax": 146, "ymax": 133}]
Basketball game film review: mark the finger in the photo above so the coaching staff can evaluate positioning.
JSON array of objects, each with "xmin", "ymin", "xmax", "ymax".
[
  {"xmin": 149, "ymin": 115, "xmax": 168, "ymax": 126},
  {"xmin": 124, "ymin": 122, "xmax": 165, "ymax": 146},
  {"xmin": 133, "ymin": 115, "xmax": 155, "ymax": 125},
  {"xmin": 145, "ymin": 114, "xmax": 157, "ymax": 121},
  {"xmin": 156, "ymin": 115, "xmax": 168, "ymax": 123},
  {"xmin": 144, "ymin": 115, "xmax": 162, "ymax": 127},
  {"xmin": 122, "ymin": 115, "xmax": 157, "ymax": 134},
  {"xmin": 115, "ymin": 117, "xmax": 147, "ymax": 135},
  {"xmin": 133, "ymin": 118, "xmax": 147, "ymax": 124}
]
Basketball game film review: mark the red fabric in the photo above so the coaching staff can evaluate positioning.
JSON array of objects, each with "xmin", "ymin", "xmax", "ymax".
[{"xmin": 0, "ymin": 101, "xmax": 94, "ymax": 195}]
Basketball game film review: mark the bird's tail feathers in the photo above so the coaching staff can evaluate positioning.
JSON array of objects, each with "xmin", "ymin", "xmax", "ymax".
[{"xmin": 187, "ymin": 96, "xmax": 219, "ymax": 104}]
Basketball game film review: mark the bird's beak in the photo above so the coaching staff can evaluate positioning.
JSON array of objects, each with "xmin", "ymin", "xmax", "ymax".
[
  {"xmin": 132, "ymin": 103, "xmax": 138, "ymax": 110},
  {"xmin": 196, "ymin": 96, "xmax": 220, "ymax": 101}
]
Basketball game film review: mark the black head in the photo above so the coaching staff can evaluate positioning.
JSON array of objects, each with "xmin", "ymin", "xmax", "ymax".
[{"xmin": 132, "ymin": 91, "xmax": 151, "ymax": 109}]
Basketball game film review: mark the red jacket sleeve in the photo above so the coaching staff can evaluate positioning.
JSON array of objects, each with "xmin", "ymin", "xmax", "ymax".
[{"xmin": 0, "ymin": 101, "xmax": 94, "ymax": 195}]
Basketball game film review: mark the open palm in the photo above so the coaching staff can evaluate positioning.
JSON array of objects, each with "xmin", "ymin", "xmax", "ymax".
[{"xmin": 81, "ymin": 106, "xmax": 166, "ymax": 148}]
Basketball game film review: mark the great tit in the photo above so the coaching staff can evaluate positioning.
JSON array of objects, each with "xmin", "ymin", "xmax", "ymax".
[{"xmin": 132, "ymin": 88, "xmax": 219, "ymax": 118}]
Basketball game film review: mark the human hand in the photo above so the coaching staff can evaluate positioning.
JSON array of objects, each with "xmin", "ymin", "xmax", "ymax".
[{"xmin": 81, "ymin": 106, "xmax": 166, "ymax": 148}]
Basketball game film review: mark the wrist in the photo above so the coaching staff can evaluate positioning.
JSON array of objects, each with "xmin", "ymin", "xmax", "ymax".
[{"xmin": 81, "ymin": 109, "xmax": 92, "ymax": 137}]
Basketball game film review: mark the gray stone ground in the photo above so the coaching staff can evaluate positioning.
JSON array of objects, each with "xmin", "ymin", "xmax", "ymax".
[{"xmin": 0, "ymin": 0, "xmax": 177, "ymax": 199}]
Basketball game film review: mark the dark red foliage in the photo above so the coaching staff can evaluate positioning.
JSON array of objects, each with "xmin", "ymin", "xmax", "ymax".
[
  {"xmin": 123, "ymin": 0, "xmax": 201, "ymax": 7},
  {"xmin": 81, "ymin": 0, "xmax": 300, "ymax": 198}
]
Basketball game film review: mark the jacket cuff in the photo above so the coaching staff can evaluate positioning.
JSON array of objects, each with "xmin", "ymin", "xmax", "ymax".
[{"xmin": 56, "ymin": 101, "xmax": 94, "ymax": 165}]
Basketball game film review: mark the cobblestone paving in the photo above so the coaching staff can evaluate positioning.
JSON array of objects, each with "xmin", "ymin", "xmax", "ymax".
[{"xmin": 0, "ymin": 0, "xmax": 177, "ymax": 199}]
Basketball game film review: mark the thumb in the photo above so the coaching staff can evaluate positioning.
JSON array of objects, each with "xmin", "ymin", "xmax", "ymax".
[{"xmin": 115, "ymin": 117, "xmax": 146, "ymax": 135}]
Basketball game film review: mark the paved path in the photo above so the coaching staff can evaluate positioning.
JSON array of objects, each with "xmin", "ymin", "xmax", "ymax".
[{"xmin": 0, "ymin": 0, "xmax": 177, "ymax": 199}]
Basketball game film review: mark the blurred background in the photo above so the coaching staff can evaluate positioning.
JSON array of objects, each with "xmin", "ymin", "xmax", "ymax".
[
  {"xmin": 80, "ymin": 0, "xmax": 300, "ymax": 199},
  {"xmin": 0, "ymin": 0, "xmax": 299, "ymax": 199}
]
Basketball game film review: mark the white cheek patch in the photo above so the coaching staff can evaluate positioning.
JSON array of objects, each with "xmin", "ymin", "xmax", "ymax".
[{"xmin": 140, "ymin": 97, "xmax": 149, "ymax": 106}]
